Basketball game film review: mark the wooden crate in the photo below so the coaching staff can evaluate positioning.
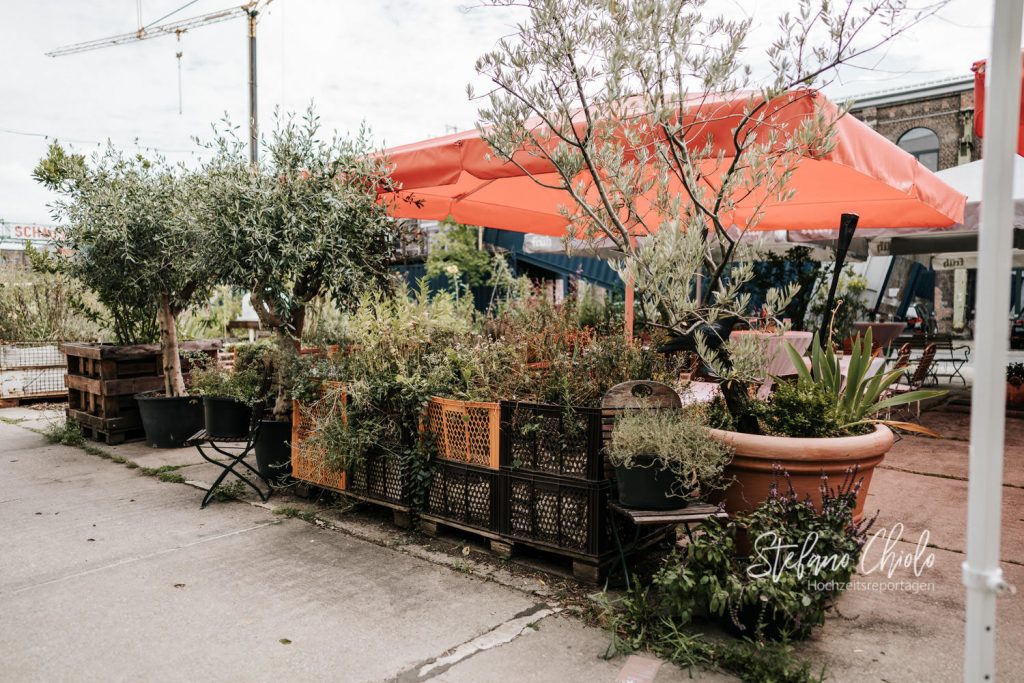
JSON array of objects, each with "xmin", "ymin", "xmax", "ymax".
[{"xmin": 61, "ymin": 341, "xmax": 221, "ymax": 444}]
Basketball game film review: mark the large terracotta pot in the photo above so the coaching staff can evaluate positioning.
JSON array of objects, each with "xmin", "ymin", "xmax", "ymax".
[
  {"xmin": 1007, "ymin": 382, "xmax": 1024, "ymax": 409},
  {"xmin": 708, "ymin": 424, "xmax": 894, "ymax": 520}
]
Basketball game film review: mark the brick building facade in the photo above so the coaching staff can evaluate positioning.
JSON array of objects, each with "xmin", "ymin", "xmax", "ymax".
[
  {"xmin": 848, "ymin": 77, "xmax": 980, "ymax": 335},
  {"xmin": 850, "ymin": 76, "xmax": 978, "ymax": 171}
]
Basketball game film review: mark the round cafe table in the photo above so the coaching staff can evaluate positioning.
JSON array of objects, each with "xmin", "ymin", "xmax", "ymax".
[{"xmin": 853, "ymin": 321, "xmax": 907, "ymax": 348}]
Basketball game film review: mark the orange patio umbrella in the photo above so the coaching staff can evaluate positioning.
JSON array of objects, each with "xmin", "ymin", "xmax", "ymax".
[{"xmin": 380, "ymin": 89, "xmax": 965, "ymax": 237}]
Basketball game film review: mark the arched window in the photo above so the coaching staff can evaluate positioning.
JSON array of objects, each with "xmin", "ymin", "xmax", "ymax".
[{"xmin": 898, "ymin": 127, "xmax": 940, "ymax": 171}]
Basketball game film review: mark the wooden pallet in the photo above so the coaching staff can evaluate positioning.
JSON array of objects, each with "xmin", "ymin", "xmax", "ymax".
[
  {"xmin": 291, "ymin": 473, "xmax": 414, "ymax": 530},
  {"xmin": 61, "ymin": 341, "xmax": 219, "ymax": 444},
  {"xmin": 71, "ymin": 417, "xmax": 147, "ymax": 445},
  {"xmin": 341, "ymin": 489, "xmax": 414, "ymax": 529},
  {"xmin": 0, "ymin": 391, "xmax": 68, "ymax": 408},
  {"xmin": 421, "ymin": 511, "xmax": 669, "ymax": 584},
  {"xmin": 419, "ymin": 514, "xmax": 512, "ymax": 558}
]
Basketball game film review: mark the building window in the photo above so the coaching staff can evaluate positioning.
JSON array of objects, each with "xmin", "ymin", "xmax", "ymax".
[{"xmin": 898, "ymin": 127, "xmax": 940, "ymax": 171}]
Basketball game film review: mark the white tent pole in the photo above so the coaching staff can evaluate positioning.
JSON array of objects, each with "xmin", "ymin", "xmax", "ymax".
[{"xmin": 963, "ymin": 1, "xmax": 1023, "ymax": 680}]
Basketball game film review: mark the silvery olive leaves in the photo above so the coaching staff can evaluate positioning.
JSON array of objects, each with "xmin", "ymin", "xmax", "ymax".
[{"xmin": 473, "ymin": 0, "xmax": 943, "ymax": 342}]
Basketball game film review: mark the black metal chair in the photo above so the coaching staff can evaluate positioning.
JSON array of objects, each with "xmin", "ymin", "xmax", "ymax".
[{"xmin": 188, "ymin": 397, "xmax": 274, "ymax": 508}]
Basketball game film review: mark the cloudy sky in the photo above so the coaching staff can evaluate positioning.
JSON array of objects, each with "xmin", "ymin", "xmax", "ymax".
[{"xmin": 0, "ymin": 0, "xmax": 997, "ymax": 225}]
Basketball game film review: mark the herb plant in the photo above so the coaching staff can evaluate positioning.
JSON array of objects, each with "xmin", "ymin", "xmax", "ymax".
[
  {"xmin": 607, "ymin": 408, "xmax": 733, "ymax": 497},
  {"xmin": 1008, "ymin": 362, "xmax": 1024, "ymax": 386}
]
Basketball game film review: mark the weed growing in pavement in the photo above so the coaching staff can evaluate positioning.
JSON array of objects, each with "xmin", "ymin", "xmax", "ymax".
[
  {"xmin": 450, "ymin": 560, "xmax": 474, "ymax": 575},
  {"xmin": 140, "ymin": 465, "xmax": 184, "ymax": 477},
  {"xmin": 43, "ymin": 420, "xmax": 86, "ymax": 447},
  {"xmin": 210, "ymin": 480, "xmax": 246, "ymax": 501},
  {"xmin": 274, "ymin": 506, "xmax": 318, "ymax": 523}
]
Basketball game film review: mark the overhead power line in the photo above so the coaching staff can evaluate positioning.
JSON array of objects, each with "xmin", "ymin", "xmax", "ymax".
[{"xmin": 0, "ymin": 126, "xmax": 197, "ymax": 156}]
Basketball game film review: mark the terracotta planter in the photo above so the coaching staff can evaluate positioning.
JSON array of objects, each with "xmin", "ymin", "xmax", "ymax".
[
  {"xmin": 1007, "ymin": 381, "xmax": 1024, "ymax": 408},
  {"xmin": 708, "ymin": 424, "xmax": 894, "ymax": 520}
]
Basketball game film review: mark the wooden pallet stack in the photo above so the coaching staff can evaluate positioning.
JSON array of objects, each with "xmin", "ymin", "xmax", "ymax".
[{"xmin": 61, "ymin": 341, "xmax": 220, "ymax": 444}]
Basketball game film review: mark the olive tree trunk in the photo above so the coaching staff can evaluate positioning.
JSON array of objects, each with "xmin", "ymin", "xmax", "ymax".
[{"xmin": 157, "ymin": 294, "xmax": 187, "ymax": 397}]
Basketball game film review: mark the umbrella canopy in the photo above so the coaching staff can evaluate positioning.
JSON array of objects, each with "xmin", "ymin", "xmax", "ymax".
[
  {"xmin": 381, "ymin": 90, "xmax": 965, "ymax": 237},
  {"xmin": 785, "ymin": 155, "xmax": 1024, "ymax": 257}
]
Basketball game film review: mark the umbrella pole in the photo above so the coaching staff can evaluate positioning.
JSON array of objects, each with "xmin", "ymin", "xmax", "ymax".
[
  {"xmin": 963, "ymin": 2, "xmax": 1022, "ymax": 679},
  {"xmin": 624, "ymin": 235, "xmax": 638, "ymax": 342},
  {"xmin": 818, "ymin": 213, "xmax": 859, "ymax": 346},
  {"xmin": 624, "ymin": 277, "xmax": 634, "ymax": 342}
]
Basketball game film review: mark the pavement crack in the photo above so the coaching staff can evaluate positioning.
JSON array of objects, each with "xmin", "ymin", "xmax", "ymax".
[
  {"xmin": 389, "ymin": 604, "xmax": 561, "ymax": 682},
  {"xmin": 877, "ymin": 464, "xmax": 1024, "ymax": 490}
]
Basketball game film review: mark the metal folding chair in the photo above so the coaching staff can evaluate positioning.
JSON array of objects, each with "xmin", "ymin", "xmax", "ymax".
[{"xmin": 188, "ymin": 398, "xmax": 274, "ymax": 508}]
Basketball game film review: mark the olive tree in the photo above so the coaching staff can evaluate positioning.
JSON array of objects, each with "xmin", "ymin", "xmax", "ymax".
[
  {"xmin": 473, "ymin": 0, "xmax": 940, "ymax": 423},
  {"xmin": 199, "ymin": 106, "xmax": 400, "ymax": 345},
  {"xmin": 34, "ymin": 143, "xmax": 221, "ymax": 396}
]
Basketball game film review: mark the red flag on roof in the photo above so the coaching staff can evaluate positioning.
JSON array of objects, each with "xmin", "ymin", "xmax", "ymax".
[{"xmin": 972, "ymin": 56, "xmax": 1024, "ymax": 155}]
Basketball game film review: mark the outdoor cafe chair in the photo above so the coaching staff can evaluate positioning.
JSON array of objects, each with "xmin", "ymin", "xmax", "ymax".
[
  {"xmin": 186, "ymin": 397, "xmax": 274, "ymax": 508},
  {"xmin": 884, "ymin": 343, "xmax": 937, "ymax": 418}
]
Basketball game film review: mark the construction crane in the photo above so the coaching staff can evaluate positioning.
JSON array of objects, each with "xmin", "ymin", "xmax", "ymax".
[{"xmin": 46, "ymin": 1, "xmax": 273, "ymax": 163}]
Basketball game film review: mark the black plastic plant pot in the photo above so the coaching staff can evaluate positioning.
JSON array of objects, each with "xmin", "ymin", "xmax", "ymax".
[
  {"xmin": 135, "ymin": 394, "xmax": 205, "ymax": 448},
  {"xmin": 203, "ymin": 396, "xmax": 252, "ymax": 439},
  {"xmin": 613, "ymin": 454, "xmax": 685, "ymax": 510},
  {"xmin": 255, "ymin": 419, "xmax": 292, "ymax": 482}
]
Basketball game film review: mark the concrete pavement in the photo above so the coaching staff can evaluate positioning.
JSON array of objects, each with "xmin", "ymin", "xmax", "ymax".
[
  {"xmin": 0, "ymin": 411, "xmax": 717, "ymax": 683},
  {"xmin": 2, "ymin": 405, "xmax": 1022, "ymax": 682}
]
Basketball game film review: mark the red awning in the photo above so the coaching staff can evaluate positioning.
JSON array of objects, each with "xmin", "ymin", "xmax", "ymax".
[{"xmin": 381, "ymin": 90, "xmax": 965, "ymax": 237}]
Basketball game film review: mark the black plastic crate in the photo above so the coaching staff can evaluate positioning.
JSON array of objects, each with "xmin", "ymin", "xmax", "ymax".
[
  {"xmin": 426, "ymin": 461, "xmax": 501, "ymax": 532},
  {"xmin": 347, "ymin": 451, "xmax": 415, "ymax": 507},
  {"xmin": 499, "ymin": 470, "xmax": 613, "ymax": 558},
  {"xmin": 499, "ymin": 401, "xmax": 605, "ymax": 480}
]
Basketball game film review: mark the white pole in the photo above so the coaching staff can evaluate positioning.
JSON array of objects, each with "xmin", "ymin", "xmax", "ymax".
[{"xmin": 963, "ymin": 2, "xmax": 1023, "ymax": 680}]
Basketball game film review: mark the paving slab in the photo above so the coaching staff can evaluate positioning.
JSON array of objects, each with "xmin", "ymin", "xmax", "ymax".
[
  {"xmin": 431, "ymin": 614, "xmax": 733, "ymax": 683},
  {"xmin": 0, "ymin": 417, "xmax": 733, "ymax": 683},
  {"xmin": 798, "ymin": 547, "xmax": 1024, "ymax": 682},
  {"xmin": 4, "ymin": 406, "xmax": 1022, "ymax": 682},
  {"xmin": 866, "ymin": 463, "xmax": 1024, "ymax": 564}
]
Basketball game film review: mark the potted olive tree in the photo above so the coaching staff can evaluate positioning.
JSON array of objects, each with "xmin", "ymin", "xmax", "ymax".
[
  {"xmin": 196, "ymin": 106, "xmax": 403, "ymax": 458},
  {"xmin": 607, "ymin": 408, "xmax": 733, "ymax": 509},
  {"xmin": 474, "ymin": 0, "xmax": 939, "ymax": 510},
  {"xmin": 35, "ymin": 144, "xmax": 224, "ymax": 447}
]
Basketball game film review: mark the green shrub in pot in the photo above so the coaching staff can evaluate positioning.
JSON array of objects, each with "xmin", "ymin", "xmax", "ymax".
[{"xmin": 607, "ymin": 408, "xmax": 733, "ymax": 509}]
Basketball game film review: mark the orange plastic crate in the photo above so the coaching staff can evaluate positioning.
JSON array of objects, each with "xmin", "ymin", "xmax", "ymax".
[
  {"xmin": 425, "ymin": 397, "xmax": 501, "ymax": 469},
  {"xmin": 291, "ymin": 381, "xmax": 347, "ymax": 491}
]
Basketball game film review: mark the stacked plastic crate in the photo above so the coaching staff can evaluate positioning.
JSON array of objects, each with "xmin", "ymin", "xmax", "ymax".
[
  {"xmin": 422, "ymin": 397, "xmax": 503, "ymax": 534},
  {"xmin": 498, "ymin": 401, "xmax": 613, "ymax": 580}
]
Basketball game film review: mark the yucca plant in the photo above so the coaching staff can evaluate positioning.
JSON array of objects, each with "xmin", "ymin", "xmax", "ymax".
[{"xmin": 783, "ymin": 328, "xmax": 946, "ymax": 435}]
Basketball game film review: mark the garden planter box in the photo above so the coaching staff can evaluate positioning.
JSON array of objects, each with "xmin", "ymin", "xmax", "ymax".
[
  {"xmin": 61, "ymin": 341, "xmax": 220, "ymax": 444},
  {"xmin": 290, "ymin": 382, "xmax": 347, "ymax": 492},
  {"xmin": 499, "ymin": 401, "xmax": 605, "ymax": 480},
  {"xmin": 499, "ymin": 469, "xmax": 612, "ymax": 558},
  {"xmin": 0, "ymin": 343, "xmax": 67, "ymax": 406},
  {"xmin": 426, "ymin": 397, "xmax": 500, "ymax": 469},
  {"xmin": 425, "ymin": 460, "xmax": 501, "ymax": 532},
  {"xmin": 709, "ymin": 424, "xmax": 894, "ymax": 520}
]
